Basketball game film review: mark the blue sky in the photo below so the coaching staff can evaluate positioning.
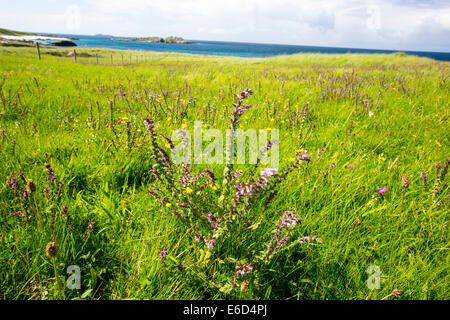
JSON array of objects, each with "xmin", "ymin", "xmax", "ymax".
[{"xmin": 1, "ymin": 0, "xmax": 449, "ymax": 52}]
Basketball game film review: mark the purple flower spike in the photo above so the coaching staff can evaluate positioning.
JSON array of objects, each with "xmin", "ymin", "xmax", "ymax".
[{"xmin": 377, "ymin": 187, "xmax": 389, "ymax": 195}]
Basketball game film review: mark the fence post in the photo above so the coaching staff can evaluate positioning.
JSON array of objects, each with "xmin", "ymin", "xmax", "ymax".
[
  {"xmin": 36, "ymin": 42, "xmax": 41, "ymax": 60},
  {"xmin": 96, "ymin": 54, "xmax": 98, "ymax": 64},
  {"xmin": 74, "ymin": 49, "xmax": 77, "ymax": 63},
  {"xmin": 111, "ymin": 54, "xmax": 113, "ymax": 64}
]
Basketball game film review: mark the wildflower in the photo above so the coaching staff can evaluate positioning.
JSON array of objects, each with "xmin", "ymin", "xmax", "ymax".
[
  {"xmin": 260, "ymin": 167, "xmax": 277, "ymax": 178},
  {"xmin": 435, "ymin": 140, "xmax": 441, "ymax": 147},
  {"xmin": 185, "ymin": 187, "xmax": 193, "ymax": 194},
  {"xmin": 231, "ymin": 170, "xmax": 243, "ymax": 180},
  {"xmin": 378, "ymin": 155, "xmax": 386, "ymax": 161},
  {"xmin": 279, "ymin": 211, "xmax": 301, "ymax": 229},
  {"xmin": 45, "ymin": 242, "xmax": 58, "ymax": 258},
  {"xmin": 296, "ymin": 152, "xmax": 311, "ymax": 162},
  {"xmin": 377, "ymin": 187, "xmax": 388, "ymax": 195},
  {"xmin": 298, "ymin": 236, "xmax": 323, "ymax": 244},
  {"xmin": 240, "ymin": 281, "xmax": 249, "ymax": 292},
  {"xmin": 6, "ymin": 177, "xmax": 17, "ymax": 190},
  {"xmin": 159, "ymin": 248, "xmax": 168, "ymax": 260},
  {"xmin": 382, "ymin": 288, "xmax": 403, "ymax": 300},
  {"xmin": 9, "ymin": 212, "xmax": 15, "ymax": 217},
  {"xmin": 166, "ymin": 203, "xmax": 172, "ymax": 208},
  {"xmin": 236, "ymin": 264, "xmax": 253, "ymax": 276},
  {"xmin": 330, "ymin": 162, "xmax": 336, "ymax": 169},
  {"xmin": 391, "ymin": 289, "xmax": 403, "ymax": 298},
  {"xmin": 22, "ymin": 190, "xmax": 29, "ymax": 200},
  {"xmin": 61, "ymin": 205, "xmax": 68, "ymax": 215},
  {"xmin": 194, "ymin": 232, "xmax": 203, "ymax": 242},
  {"xmin": 369, "ymin": 111, "xmax": 374, "ymax": 117},
  {"xmin": 402, "ymin": 174, "xmax": 410, "ymax": 188},
  {"xmin": 348, "ymin": 164, "xmax": 356, "ymax": 169},
  {"xmin": 204, "ymin": 238, "xmax": 215, "ymax": 249},
  {"xmin": 420, "ymin": 172, "xmax": 427, "ymax": 188}
]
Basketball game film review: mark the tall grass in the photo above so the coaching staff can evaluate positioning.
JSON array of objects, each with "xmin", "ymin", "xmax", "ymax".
[{"xmin": 0, "ymin": 46, "xmax": 448, "ymax": 300}]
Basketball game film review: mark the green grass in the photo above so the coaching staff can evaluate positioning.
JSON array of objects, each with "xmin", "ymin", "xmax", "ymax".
[
  {"xmin": 0, "ymin": 46, "xmax": 448, "ymax": 300},
  {"xmin": 0, "ymin": 28, "xmax": 35, "ymax": 36}
]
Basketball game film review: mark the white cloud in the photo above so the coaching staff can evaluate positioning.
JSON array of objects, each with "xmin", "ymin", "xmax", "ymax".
[{"xmin": 0, "ymin": 0, "xmax": 449, "ymax": 51}]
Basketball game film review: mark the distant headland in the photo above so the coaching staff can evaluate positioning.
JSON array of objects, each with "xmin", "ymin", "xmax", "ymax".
[{"xmin": 112, "ymin": 36, "xmax": 193, "ymax": 44}]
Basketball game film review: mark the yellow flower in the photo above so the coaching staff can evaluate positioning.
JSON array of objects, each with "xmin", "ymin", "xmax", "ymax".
[
  {"xmin": 435, "ymin": 140, "xmax": 442, "ymax": 147},
  {"xmin": 166, "ymin": 203, "xmax": 172, "ymax": 208},
  {"xmin": 378, "ymin": 154, "xmax": 386, "ymax": 161},
  {"xmin": 181, "ymin": 123, "xmax": 187, "ymax": 128},
  {"xmin": 185, "ymin": 187, "xmax": 193, "ymax": 194},
  {"xmin": 167, "ymin": 116, "xmax": 172, "ymax": 121},
  {"xmin": 137, "ymin": 129, "xmax": 141, "ymax": 132},
  {"xmin": 122, "ymin": 116, "xmax": 129, "ymax": 121},
  {"xmin": 210, "ymin": 184, "xmax": 218, "ymax": 191},
  {"xmin": 281, "ymin": 120, "xmax": 285, "ymax": 124},
  {"xmin": 165, "ymin": 143, "xmax": 171, "ymax": 149},
  {"xmin": 295, "ymin": 148, "xmax": 304, "ymax": 153},
  {"xmin": 289, "ymin": 157, "xmax": 296, "ymax": 162}
]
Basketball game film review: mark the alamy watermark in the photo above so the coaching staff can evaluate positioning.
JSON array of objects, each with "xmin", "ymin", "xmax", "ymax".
[
  {"xmin": 366, "ymin": 265, "xmax": 381, "ymax": 289},
  {"xmin": 170, "ymin": 121, "xmax": 280, "ymax": 169},
  {"xmin": 66, "ymin": 264, "xmax": 81, "ymax": 290}
]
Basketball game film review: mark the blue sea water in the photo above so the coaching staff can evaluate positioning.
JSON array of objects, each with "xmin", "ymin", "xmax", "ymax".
[{"xmin": 40, "ymin": 33, "xmax": 450, "ymax": 62}]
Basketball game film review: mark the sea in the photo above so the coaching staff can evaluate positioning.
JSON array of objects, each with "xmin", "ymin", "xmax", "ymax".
[{"xmin": 39, "ymin": 33, "xmax": 450, "ymax": 62}]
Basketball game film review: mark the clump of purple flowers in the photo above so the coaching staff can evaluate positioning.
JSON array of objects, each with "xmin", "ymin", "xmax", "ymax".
[
  {"xmin": 159, "ymin": 248, "xmax": 168, "ymax": 260},
  {"xmin": 377, "ymin": 187, "xmax": 388, "ymax": 195},
  {"xmin": 236, "ymin": 264, "xmax": 253, "ymax": 276}
]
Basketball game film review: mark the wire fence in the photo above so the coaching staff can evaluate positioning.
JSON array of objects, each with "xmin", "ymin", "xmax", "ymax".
[{"xmin": 35, "ymin": 43, "xmax": 167, "ymax": 65}]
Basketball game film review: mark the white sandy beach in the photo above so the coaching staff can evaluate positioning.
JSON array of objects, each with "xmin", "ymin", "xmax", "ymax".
[{"xmin": 0, "ymin": 35, "xmax": 71, "ymax": 42}]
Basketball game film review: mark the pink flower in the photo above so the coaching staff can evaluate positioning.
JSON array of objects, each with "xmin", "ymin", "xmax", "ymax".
[{"xmin": 377, "ymin": 187, "xmax": 388, "ymax": 195}]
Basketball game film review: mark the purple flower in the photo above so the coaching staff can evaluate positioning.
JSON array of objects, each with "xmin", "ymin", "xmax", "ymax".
[
  {"xmin": 204, "ymin": 238, "xmax": 215, "ymax": 249},
  {"xmin": 261, "ymin": 167, "xmax": 277, "ymax": 178},
  {"xmin": 194, "ymin": 232, "xmax": 203, "ymax": 242},
  {"xmin": 61, "ymin": 205, "xmax": 68, "ymax": 214},
  {"xmin": 21, "ymin": 190, "xmax": 29, "ymax": 200},
  {"xmin": 7, "ymin": 177, "xmax": 16, "ymax": 189},
  {"xmin": 159, "ymin": 248, "xmax": 168, "ymax": 260},
  {"xmin": 331, "ymin": 162, "xmax": 336, "ymax": 169},
  {"xmin": 9, "ymin": 212, "xmax": 15, "ymax": 217},
  {"xmin": 377, "ymin": 187, "xmax": 389, "ymax": 195},
  {"xmin": 348, "ymin": 164, "xmax": 356, "ymax": 169},
  {"xmin": 236, "ymin": 264, "xmax": 253, "ymax": 276},
  {"xmin": 279, "ymin": 211, "xmax": 301, "ymax": 229}
]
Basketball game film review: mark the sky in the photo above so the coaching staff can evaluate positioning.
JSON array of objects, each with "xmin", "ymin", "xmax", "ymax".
[{"xmin": 1, "ymin": 0, "xmax": 449, "ymax": 52}]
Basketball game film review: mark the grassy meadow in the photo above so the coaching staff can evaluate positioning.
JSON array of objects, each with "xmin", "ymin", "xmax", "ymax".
[{"xmin": 0, "ymin": 45, "xmax": 448, "ymax": 300}]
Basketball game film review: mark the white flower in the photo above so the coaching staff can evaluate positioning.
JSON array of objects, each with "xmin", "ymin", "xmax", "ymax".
[{"xmin": 369, "ymin": 111, "xmax": 374, "ymax": 117}]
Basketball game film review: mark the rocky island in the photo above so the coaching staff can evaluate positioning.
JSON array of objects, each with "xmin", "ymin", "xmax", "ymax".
[{"xmin": 112, "ymin": 36, "xmax": 193, "ymax": 44}]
